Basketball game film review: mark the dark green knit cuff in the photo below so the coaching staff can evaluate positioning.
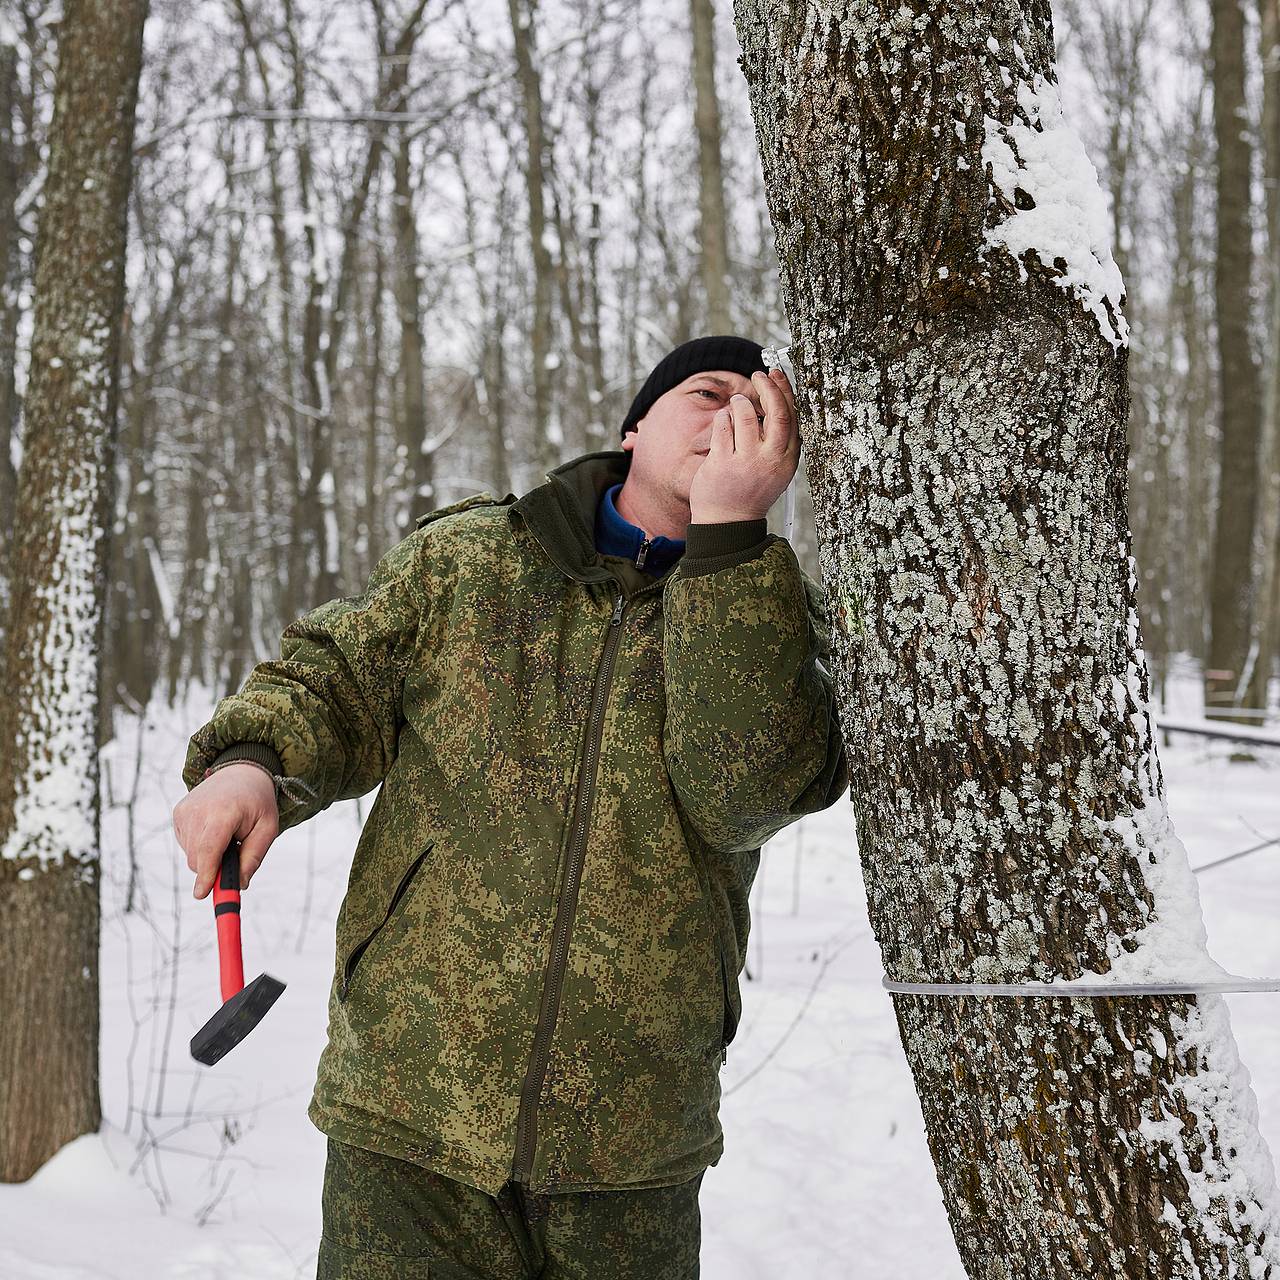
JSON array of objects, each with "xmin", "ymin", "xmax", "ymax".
[
  {"xmin": 678, "ymin": 520, "xmax": 772, "ymax": 577},
  {"xmin": 208, "ymin": 741, "xmax": 285, "ymax": 778}
]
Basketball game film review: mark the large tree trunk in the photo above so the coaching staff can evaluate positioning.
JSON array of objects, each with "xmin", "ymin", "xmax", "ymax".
[
  {"xmin": 1207, "ymin": 0, "xmax": 1264, "ymax": 713},
  {"xmin": 0, "ymin": 0, "xmax": 146, "ymax": 1183},
  {"xmin": 690, "ymin": 0, "xmax": 733, "ymax": 334},
  {"xmin": 734, "ymin": 2, "xmax": 1280, "ymax": 1273}
]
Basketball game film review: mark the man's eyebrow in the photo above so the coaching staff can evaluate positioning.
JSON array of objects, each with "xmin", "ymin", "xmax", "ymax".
[{"xmin": 689, "ymin": 374, "xmax": 763, "ymax": 409}]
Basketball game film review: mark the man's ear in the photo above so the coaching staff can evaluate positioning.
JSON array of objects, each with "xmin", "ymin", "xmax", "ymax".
[{"xmin": 620, "ymin": 427, "xmax": 636, "ymax": 452}]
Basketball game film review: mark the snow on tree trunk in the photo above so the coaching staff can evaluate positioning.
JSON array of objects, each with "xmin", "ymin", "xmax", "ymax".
[
  {"xmin": 733, "ymin": 2, "xmax": 1280, "ymax": 1272},
  {"xmin": 0, "ymin": 0, "xmax": 147, "ymax": 1183}
]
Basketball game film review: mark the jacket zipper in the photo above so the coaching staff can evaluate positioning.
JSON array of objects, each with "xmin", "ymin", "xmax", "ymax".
[
  {"xmin": 511, "ymin": 577, "xmax": 663, "ymax": 1183},
  {"xmin": 339, "ymin": 842, "xmax": 434, "ymax": 1002},
  {"xmin": 635, "ymin": 537, "xmax": 650, "ymax": 568}
]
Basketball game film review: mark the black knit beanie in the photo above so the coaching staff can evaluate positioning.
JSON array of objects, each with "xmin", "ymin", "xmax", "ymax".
[{"xmin": 619, "ymin": 335, "xmax": 767, "ymax": 441}]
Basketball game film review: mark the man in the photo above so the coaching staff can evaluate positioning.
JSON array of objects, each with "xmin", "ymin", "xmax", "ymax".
[{"xmin": 174, "ymin": 334, "xmax": 849, "ymax": 1278}]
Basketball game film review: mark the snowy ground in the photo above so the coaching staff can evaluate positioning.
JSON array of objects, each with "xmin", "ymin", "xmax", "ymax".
[{"xmin": 1, "ymin": 677, "xmax": 1277, "ymax": 1279}]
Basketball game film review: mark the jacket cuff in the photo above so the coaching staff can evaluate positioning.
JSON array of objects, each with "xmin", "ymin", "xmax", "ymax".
[
  {"xmin": 678, "ymin": 519, "xmax": 772, "ymax": 578},
  {"xmin": 207, "ymin": 741, "xmax": 285, "ymax": 778}
]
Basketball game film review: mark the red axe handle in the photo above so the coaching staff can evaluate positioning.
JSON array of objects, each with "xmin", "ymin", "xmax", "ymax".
[{"xmin": 212, "ymin": 840, "xmax": 246, "ymax": 1002}]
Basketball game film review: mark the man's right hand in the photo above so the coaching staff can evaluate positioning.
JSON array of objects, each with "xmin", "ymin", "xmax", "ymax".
[{"xmin": 173, "ymin": 764, "xmax": 280, "ymax": 898}]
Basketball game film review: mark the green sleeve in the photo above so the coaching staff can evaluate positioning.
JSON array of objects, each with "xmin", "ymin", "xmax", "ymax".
[
  {"xmin": 662, "ymin": 532, "xmax": 849, "ymax": 853},
  {"xmin": 181, "ymin": 528, "xmax": 427, "ymax": 832}
]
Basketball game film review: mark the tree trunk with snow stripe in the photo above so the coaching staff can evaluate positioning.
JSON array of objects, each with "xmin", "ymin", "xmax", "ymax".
[
  {"xmin": 0, "ymin": 0, "xmax": 147, "ymax": 1182},
  {"xmin": 733, "ymin": 2, "xmax": 1280, "ymax": 1274}
]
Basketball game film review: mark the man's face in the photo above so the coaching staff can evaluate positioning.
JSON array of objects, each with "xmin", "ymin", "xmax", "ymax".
[{"xmin": 620, "ymin": 369, "xmax": 765, "ymax": 507}]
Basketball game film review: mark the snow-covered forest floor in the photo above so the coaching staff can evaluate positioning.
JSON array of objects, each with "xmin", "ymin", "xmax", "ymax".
[{"xmin": 0, "ymin": 672, "xmax": 1277, "ymax": 1279}]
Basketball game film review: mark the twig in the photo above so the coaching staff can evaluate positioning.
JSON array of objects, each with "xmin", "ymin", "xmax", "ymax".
[
  {"xmin": 724, "ymin": 922, "xmax": 867, "ymax": 1097},
  {"xmin": 1192, "ymin": 834, "xmax": 1280, "ymax": 874},
  {"xmin": 152, "ymin": 854, "xmax": 185, "ymax": 1119},
  {"xmin": 196, "ymin": 1167, "xmax": 236, "ymax": 1227}
]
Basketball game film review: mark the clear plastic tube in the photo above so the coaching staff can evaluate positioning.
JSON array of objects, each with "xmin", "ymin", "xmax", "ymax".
[
  {"xmin": 882, "ymin": 976, "xmax": 1280, "ymax": 997},
  {"xmin": 762, "ymin": 343, "xmax": 797, "ymax": 543}
]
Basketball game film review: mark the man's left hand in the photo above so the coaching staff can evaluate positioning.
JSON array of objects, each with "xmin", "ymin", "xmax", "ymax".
[{"xmin": 688, "ymin": 367, "xmax": 800, "ymax": 523}]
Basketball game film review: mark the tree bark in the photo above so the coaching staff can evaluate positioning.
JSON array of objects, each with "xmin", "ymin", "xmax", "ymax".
[
  {"xmin": 1207, "ymin": 0, "xmax": 1264, "ymax": 712},
  {"xmin": 0, "ymin": 0, "xmax": 147, "ymax": 1183},
  {"xmin": 690, "ymin": 0, "xmax": 733, "ymax": 333},
  {"xmin": 733, "ymin": 2, "xmax": 1280, "ymax": 1272}
]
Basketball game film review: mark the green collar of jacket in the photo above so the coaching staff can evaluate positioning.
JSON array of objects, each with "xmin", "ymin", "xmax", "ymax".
[
  {"xmin": 511, "ymin": 450, "xmax": 631, "ymax": 585},
  {"xmin": 510, "ymin": 449, "xmax": 771, "ymax": 592}
]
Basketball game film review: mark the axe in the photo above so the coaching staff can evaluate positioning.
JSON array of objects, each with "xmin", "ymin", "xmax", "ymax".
[{"xmin": 190, "ymin": 838, "xmax": 286, "ymax": 1066}]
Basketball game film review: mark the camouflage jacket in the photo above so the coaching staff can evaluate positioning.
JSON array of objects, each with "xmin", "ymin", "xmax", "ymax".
[{"xmin": 182, "ymin": 448, "xmax": 849, "ymax": 1196}]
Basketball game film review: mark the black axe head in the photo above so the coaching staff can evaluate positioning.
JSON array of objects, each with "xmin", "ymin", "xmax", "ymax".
[{"xmin": 190, "ymin": 972, "xmax": 287, "ymax": 1066}]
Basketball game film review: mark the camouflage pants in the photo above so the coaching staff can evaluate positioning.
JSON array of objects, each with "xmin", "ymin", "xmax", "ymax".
[{"xmin": 315, "ymin": 1138, "xmax": 705, "ymax": 1279}]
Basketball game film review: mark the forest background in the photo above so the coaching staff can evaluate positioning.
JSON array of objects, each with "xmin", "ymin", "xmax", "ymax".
[{"xmin": 3, "ymin": 0, "xmax": 1276, "ymax": 732}]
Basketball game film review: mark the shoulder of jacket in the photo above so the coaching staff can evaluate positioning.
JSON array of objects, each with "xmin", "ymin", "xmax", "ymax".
[{"xmin": 413, "ymin": 490, "xmax": 517, "ymax": 530}]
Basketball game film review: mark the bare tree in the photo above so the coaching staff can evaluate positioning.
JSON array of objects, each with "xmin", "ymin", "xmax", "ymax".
[
  {"xmin": 508, "ymin": 0, "xmax": 558, "ymax": 478},
  {"xmin": 0, "ymin": 0, "xmax": 147, "ymax": 1183},
  {"xmin": 0, "ymin": 35, "xmax": 18, "ymax": 592},
  {"xmin": 691, "ymin": 0, "xmax": 733, "ymax": 333},
  {"xmin": 1207, "ymin": 0, "xmax": 1265, "ymax": 713},
  {"xmin": 1160, "ymin": 64, "xmax": 1217, "ymax": 671},
  {"xmin": 1248, "ymin": 0, "xmax": 1280, "ymax": 713},
  {"xmin": 0, "ymin": 6, "xmax": 55, "ymax": 655},
  {"xmin": 734, "ymin": 0, "xmax": 1280, "ymax": 1272}
]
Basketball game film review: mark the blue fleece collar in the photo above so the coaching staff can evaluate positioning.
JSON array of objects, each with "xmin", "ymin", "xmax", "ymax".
[{"xmin": 594, "ymin": 483, "xmax": 685, "ymax": 575}]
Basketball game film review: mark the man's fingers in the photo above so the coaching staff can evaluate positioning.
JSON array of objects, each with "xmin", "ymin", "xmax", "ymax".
[
  {"xmin": 728, "ymin": 393, "xmax": 761, "ymax": 449},
  {"xmin": 193, "ymin": 843, "xmax": 230, "ymax": 899},
  {"xmin": 237, "ymin": 820, "xmax": 277, "ymax": 890},
  {"xmin": 753, "ymin": 370, "xmax": 795, "ymax": 452},
  {"xmin": 770, "ymin": 367, "xmax": 797, "ymax": 417},
  {"xmin": 712, "ymin": 406, "xmax": 734, "ymax": 452}
]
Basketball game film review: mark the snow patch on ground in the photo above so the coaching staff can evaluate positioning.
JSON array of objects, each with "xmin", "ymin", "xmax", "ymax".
[{"xmin": 0, "ymin": 676, "xmax": 1277, "ymax": 1276}]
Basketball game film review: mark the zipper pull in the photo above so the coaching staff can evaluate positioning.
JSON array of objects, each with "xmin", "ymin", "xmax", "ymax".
[
  {"xmin": 611, "ymin": 593, "xmax": 625, "ymax": 625},
  {"xmin": 635, "ymin": 538, "xmax": 650, "ymax": 568}
]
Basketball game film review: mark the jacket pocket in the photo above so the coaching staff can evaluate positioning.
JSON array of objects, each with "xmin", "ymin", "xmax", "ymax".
[
  {"xmin": 718, "ymin": 938, "xmax": 740, "ymax": 1055},
  {"xmin": 338, "ymin": 841, "xmax": 435, "ymax": 1003}
]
